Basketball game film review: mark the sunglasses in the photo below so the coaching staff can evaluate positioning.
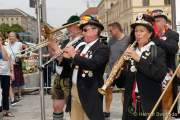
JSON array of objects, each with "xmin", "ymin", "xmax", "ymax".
[{"xmin": 82, "ymin": 27, "xmax": 97, "ymax": 32}]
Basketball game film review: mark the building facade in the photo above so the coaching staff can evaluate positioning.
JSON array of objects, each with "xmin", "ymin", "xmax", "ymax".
[
  {"xmin": 97, "ymin": 0, "xmax": 171, "ymax": 34},
  {"xmin": 97, "ymin": 0, "xmax": 118, "ymax": 31},
  {"xmin": 0, "ymin": 8, "xmax": 37, "ymax": 42},
  {"xmin": 81, "ymin": 7, "xmax": 98, "ymax": 17}
]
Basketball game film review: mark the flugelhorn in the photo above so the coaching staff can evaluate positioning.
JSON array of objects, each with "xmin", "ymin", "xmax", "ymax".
[{"xmin": 98, "ymin": 41, "xmax": 137, "ymax": 95}]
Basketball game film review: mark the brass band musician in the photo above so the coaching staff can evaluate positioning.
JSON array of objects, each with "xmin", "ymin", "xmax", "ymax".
[
  {"xmin": 49, "ymin": 15, "xmax": 85, "ymax": 120},
  {"xmin": 151, "ymin": 9, "xmax": 179, "ymax": 116},
  {"xmin": 49, "ymin": 15, "xmax": 110, "ymax": 120},
  {"xmin": 117, "ymin": 14, "xmax": 168, "ymax": 120}
]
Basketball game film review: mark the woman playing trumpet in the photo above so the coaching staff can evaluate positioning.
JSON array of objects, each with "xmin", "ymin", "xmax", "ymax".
[{"xmin": 118, "ymin": 14, "xmax": 168, "ymax": 120}]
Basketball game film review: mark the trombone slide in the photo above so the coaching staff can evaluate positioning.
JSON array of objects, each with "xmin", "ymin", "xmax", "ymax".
[
  {"xmin": 147, "ymin": 64, "xmax": 180, "ymax": 120},
  {"xmin": 164, "ymin": 91, "xmax": 180, "ymax": 120}
]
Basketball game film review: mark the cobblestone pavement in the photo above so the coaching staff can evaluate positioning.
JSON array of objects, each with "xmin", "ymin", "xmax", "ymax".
[{"xmin": 3, "ymin": 92, "xmax": 123, "ymax": 120}]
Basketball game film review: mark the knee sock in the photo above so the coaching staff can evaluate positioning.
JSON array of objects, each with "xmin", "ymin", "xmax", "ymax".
[{"xmin": 53, "ymin": 112, "xmax": 64, "ymax": 120}]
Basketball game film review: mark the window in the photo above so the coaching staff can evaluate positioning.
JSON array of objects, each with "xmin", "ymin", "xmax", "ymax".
[
  {"xmin": 11, "ymin": 18, "xmax": 14, "ymax": 20},
  {"xmin": 110, "ymin": 3, "xmax": 113, "ymax": 8},
  {"xmin": 129, "ymin": 0, "xmax": 132, "ymax": 7},
  {"xmin": 143, "ymin": 0, "xmax": 149, "ymax": 6},
  {"xmin": 164, "ymin": 0, "xmax": 171, "ymax": 5},
  {"xmin": 123, "ymin": 0, "xmax": 128, "ymax": 10},
  {"xmin": 2, "ymin": 18, "xmax": 3, "ymax": 21}
]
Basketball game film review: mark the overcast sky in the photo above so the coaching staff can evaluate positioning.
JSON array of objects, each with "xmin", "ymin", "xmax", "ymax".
[
  {"xmin": 0, "ymin": 0, "xmax": 100, "ymax": 27},
  {"xmin": 0, "ymin": 0, "xmax": 180, "ymax": 27}
]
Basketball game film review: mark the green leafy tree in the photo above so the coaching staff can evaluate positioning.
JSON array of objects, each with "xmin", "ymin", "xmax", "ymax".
[
  {"xmin": 10, "ymin": 24, "xmax": 24, "ymax": 33},
  {"xmin": 0, "ymin": 23, "xmax": 11, "ymax": 35}
]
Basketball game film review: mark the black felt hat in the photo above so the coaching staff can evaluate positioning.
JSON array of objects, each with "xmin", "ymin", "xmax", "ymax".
[
  {"xmin": 152, "ymin": 9, "xmax": 168, "ymax": 21},
  {"xmin": 63, "ymin": 15, "xmax": 80, "ymax": 26},
  {"xmin": 131, "ymin": 14, "xmax": 154, "ymax": 32}
]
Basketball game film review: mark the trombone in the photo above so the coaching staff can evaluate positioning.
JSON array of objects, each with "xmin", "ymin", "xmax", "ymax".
[
  {"xmin": 16, "ymin": 21, "xmax": 79, "ymax": 57},
  {"xmin": 44, "ymin": 21, "xmax": 79, "ymax": 35},
  {"xmin": 16, "ymin": 34, "xmax": 66, "ymax": 57},
  {"xmin": 147, "ymin": 64, "xmax": 180, "ymax": 120}
]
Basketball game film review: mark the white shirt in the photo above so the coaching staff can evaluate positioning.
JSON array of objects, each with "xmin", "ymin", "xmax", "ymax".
[
  {"xmin": 6, "ymin": 41, "xmax": 22, "ymax": 64},
  {"xmin": 66, "ymin": 36, "xmax": 82, "ymax": 47},
  {"xmin": 0, "ymin": 60, "xmax": 10, "ymax": 75},
  {"xmin": 134, "ymin": 41, "xmax": 155, "ymax": 93},
  {"xmin": 0, "ymin": 46, "xmax": 11, "ymax": 75},
  {"xmin": 72, "ymin": 39, "xmax": 98, "ymax": 85},
  {"xmin": 135, "ymin": 41, "xmax": 155, "ymax": 57}
]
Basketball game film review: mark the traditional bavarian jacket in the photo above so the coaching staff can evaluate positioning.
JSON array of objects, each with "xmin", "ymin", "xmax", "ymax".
[
  {"xmin": 153, "ymin": 28, "xmax": 179, "ymax": 70},
  {"xmin": 118, "ymin": 41, "xmax": 168, "ymax": 120},
  {"xmin": 66, "ymin": 39, "xmax": 110, "ymax": 120}
]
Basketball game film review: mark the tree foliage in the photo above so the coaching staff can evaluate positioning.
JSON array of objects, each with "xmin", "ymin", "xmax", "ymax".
[
  {"xmin": 0, "ymin": 23, "xmax": 10, "ymax": 33},
  {"xmin": 0, "ymin": 23, "xmax": 24, "ymax": 36},
  {"xmin": 10, "ymin": 24, "xmax": 24, "ymax": 32}
]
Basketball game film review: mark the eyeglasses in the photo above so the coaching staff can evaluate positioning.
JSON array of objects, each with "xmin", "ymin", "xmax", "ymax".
[{"xmin": 80, "ymin": 15, "xmax": 99, "ymax": 24}]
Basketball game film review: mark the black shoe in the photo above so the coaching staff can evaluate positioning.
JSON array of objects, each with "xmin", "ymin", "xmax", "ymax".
[
  {"xmin": 104, "ymin": 112, "xmax": 110, "ymax": 119},
  {"xmin": 11, "ymin": 99, "xmax": 20, "ymax": 106}
]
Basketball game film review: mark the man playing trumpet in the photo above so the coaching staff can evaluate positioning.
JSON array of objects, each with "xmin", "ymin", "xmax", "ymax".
[{"xmin": 49, "ymin": 15, "xmax": 110, "ymax": 120}]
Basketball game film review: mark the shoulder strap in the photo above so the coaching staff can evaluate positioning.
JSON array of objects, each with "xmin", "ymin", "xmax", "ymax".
[
  {"xmin": 8, "ymin": 43, "xmax": 16, "ymax": 59},
  {"xmin": 150, "ymin": 45, "xmax": 157, "ymax": 62}
]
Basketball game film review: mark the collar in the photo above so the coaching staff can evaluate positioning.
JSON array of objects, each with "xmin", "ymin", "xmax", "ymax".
[
  {"xmin": 80, "ymin": 39, "xmax": 98, "ymax": 55},
  {"xmin": 86, "ymin": 39, "xmax": 98, "ymax": 47},
  {"xmin": 68, "ymin": 35, "xmax": 83, "ymax": 46},
  {"xmin": 135, "ymin": 41, "xmax": 155, "ymax": 56}
]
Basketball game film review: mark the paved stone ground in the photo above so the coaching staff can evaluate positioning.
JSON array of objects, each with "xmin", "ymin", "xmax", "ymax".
[{"xmin": 2, "ymin": 92, "xmax": 123, "ymax": 120}]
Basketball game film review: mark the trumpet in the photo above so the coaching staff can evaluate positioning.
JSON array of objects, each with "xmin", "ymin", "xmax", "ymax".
[
  {"xmin": 98, "ymin": 41, "xmax": 137, "ymax": 95},
  {"xmin": 39, "ymin": 35, "xmax": 84, "ymax": 69},
  {"xmin": 39, "ymin": 51, "xmax": 64, "ymax": 70}
]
